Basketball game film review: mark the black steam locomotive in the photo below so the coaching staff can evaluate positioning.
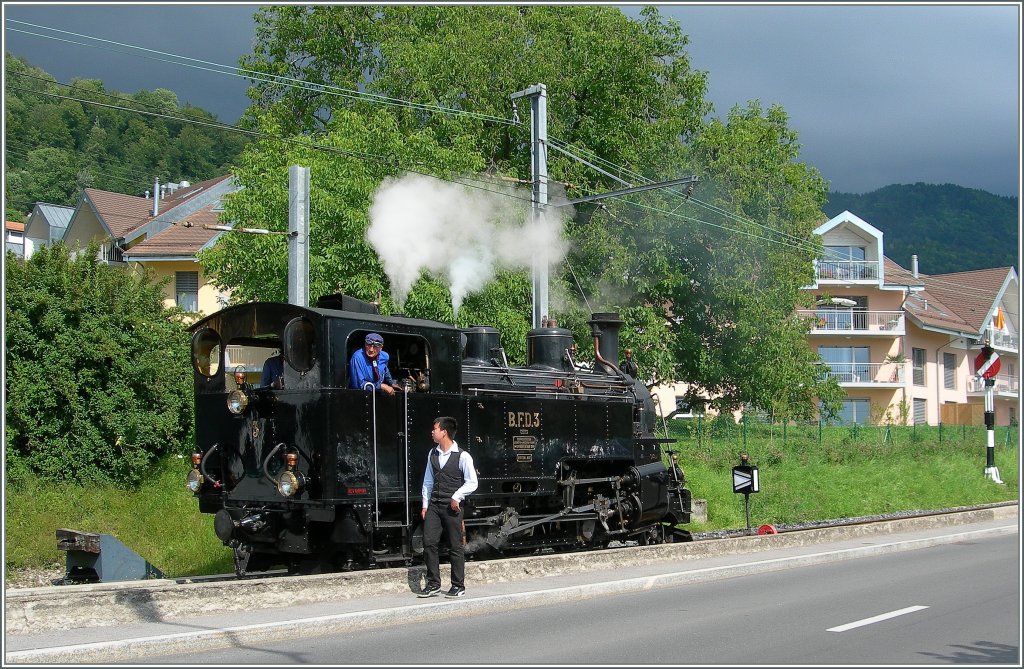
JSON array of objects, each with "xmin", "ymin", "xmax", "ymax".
[{"xmin": 187, "ymin": 294, "xmax": 692, "ymax": 576}]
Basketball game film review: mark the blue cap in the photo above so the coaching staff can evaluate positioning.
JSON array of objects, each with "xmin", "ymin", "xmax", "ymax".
[{"xmin": 365, "ymin": 332, "xmax": 384, "ymax": 345}]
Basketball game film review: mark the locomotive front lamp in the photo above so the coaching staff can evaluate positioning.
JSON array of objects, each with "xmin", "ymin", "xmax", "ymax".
[
  {"xmin": 186, "ymin": 467, "xmax": 204, "ymax": 493},
  {"xmin": 276, "ymin": 470, "xmax": 306, "ymax": 497},
  {"xmin": 226, "ymin": 389, "xmax": 249, "ymax": 415},
  {"xmin": 277, "ymin": 451, "xmax": 306, "ymax": 497}
]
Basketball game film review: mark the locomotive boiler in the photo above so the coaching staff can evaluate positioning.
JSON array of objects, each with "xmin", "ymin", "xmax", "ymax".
[{"xmin": 187, "ymin": 294, "xmax": 692, "ymax": 576}]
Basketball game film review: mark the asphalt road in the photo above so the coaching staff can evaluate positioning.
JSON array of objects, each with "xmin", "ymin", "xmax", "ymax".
[{"xmin": 138, "ymin": 532, "xmax": 1019, "ymax": 665}]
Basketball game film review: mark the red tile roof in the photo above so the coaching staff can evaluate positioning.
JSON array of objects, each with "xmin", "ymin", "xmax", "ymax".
[
  {"xmin": 885, "ymin": 258, "xmax": 1012, "ymax": 336},
  {"xmin": 84, "ymin": 174, "xmax": 233, "ymax": 239},
  {"xmin": 124, "ymin": 204, "xmax": 223, "ymax": 257},
  {"xmin": 6, "ymin": 221, "xmax": 25, "ymax": 232},
  {"xmin": 83, "ymin": 189, "xmax": 152, "ymax": 237}
]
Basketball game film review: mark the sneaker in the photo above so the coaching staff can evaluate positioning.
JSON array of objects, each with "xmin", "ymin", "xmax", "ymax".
[
  {"xmin": 418, "ymin": 583, "xmax": 441, "ymax": 598},
  {"xmin": 444, "ymin": 586, "xmax": 466, "ymax": 598}
]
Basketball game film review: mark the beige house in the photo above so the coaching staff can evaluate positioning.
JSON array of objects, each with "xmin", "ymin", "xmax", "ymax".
[
  {"xmin": 801, "ymin": 211, "xmax": 1018, "ymax": 426},
  {"xmin": 58, "ymin": 175, "xmax": 237, "ymax": 316}
]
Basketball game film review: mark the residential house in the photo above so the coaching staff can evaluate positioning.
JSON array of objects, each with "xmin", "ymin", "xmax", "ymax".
[
  {"xmin": 801, "ymin": 210, "xmax": 1018, "ymax": 427},
  {"xmin": 5, "ymin": 220, "xmax": 25, "ymax": 257},
  {"xmin": 22, "ymin": 202, "xmax": 74, "ymax": 258},
  {"xmin": 59, "ymin": 175, "xmax": 237, "ymax": 315}
]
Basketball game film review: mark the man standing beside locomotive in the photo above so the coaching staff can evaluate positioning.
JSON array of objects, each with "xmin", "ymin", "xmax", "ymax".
[
  {"xmin": 419, "ymin": 416, "xmax": 477, "ymax": 598},
  {"xmin": 349, "ymin": 332, "xmax": 398, "ymax": 395}
]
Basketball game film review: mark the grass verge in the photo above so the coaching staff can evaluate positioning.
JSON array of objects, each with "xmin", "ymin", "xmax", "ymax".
[{"xmin": 4, "ymin": 426, "xmax": 1018, "ymax": 580}]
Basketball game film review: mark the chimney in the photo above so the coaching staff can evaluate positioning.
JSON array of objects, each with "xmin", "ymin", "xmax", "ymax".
[
  {"xmin": 152, "ymin": 177, "xmax": 160, "ymax": 216},
  {"xmin": 911, "ymin": 254, "xmax": 918, "ymax": 278}
]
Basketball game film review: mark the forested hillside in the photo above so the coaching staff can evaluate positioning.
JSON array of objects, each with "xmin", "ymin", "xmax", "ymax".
[
  {"xmin": 4, "ymin": 54, "xmax": 249, "ymax": 221},
  {"xmin": 824, "ymin": 183, "xmax": 1018, "ymax": 274}
]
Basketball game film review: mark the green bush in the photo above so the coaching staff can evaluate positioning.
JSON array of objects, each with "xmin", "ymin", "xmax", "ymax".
[{"xmin": 4, "ymin": 243, "xmax": 194, "ymax": 486}]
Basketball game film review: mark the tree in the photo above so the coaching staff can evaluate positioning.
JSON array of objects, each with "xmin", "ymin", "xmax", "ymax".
[
  {"xmin": 222, "ymin": 7, "xmax": 839, "ymax": 415},
  {"xmin": 4, "ymin": 243, "xmax": 194, "ymax": 485},
  {"xmin": 3, "ymin": 54, "xmax": 251, "ymax": 212}
]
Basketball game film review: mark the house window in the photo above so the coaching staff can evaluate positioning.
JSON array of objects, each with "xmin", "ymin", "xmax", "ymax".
[
  {"xmin": 818, "ymin": 346, "xmax": 870, "ymax": 382},
  {"xmin": 824, "ymin": 245, "xmax": 866, "ymax": 261},
  {"xmin": 912, "ymin": 347, "xmax": 926, "ymax": 386},
  {"xmin": 913, "ymin": 398, "xmax": 927, "ymax": 425},
  {"xmin": 837, "ymin": 398, "xmax": 871, "ymax": 425},
  {"xmin": 943, "ymin": 352, "xmax": 956, "ymax": 390},
  {"xmin": 820, "ymin": 245, "xmax": 874, "ymax": 280},
  {"xmin": 176, "ymin": 271, "xmax": 199, "ymax": 312}
]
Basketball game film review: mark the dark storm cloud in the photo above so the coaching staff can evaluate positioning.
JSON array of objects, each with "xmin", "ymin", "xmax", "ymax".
[
  {"xmin": 4, "ymin": 3, "xmax": 1020, "ymax": 196},
  {"xmin": 625, "ymin": 4, "xmax": 1020, "ymax": 196},
  {"xmin": 4, "ymin": 4, "xmax": 258, "ymax": 122}
]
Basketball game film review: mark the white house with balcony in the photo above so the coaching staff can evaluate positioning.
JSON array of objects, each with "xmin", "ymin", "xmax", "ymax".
[{"xmin": 804, "ymin": 211, "xmax": 1018, "ymax": 426}]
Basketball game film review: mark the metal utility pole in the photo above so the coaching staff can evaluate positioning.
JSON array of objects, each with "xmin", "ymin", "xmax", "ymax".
[
  {"xmin": 510, "ymin": 84, "xmax": 548, "ymax": 329},
  {"xmin": 288, "ymin": 165, "xmax": 310, "ymax": 308}
]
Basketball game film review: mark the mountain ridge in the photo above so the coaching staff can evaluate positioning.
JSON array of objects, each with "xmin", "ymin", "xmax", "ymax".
[{"xmin": 824, "ymin": 182, "xmax": 1018, "ymax": 275}]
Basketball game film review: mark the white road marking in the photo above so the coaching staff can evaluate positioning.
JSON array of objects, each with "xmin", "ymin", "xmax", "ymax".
[{"xmin": 827, "ymin": 605, "xmax": 930, "ymax": 632}]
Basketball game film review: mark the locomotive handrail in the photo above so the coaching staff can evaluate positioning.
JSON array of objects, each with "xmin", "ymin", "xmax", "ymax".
[
  {"xmin": 403, "ymin": 380, "xmax": 410, "ymax": 528},
  {"xmin": 364, "ymin": 381, "xmax": 380, "ymax": 525},
  {"xmin": 200, "ymin": 443, "xmax": 221, "ymax": 488},
  {"xmin": 261, "ymin": 442, "xmax": 285, "ymax": 484}
]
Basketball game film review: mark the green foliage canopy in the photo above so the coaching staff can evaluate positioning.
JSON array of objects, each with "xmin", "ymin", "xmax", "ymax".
[
  {"xmin": 208, "ymin": 5, "xmax": 841, "ymax": 416},
  {"xmin": 4, "ymin": 243, "xmax": 194, "ymax": 485},
  {"xmin": 4, "ymin": 53, "xmax": 249, "ymax": 220}
]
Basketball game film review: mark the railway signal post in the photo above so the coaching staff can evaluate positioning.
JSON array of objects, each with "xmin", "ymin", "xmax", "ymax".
[
  {"xmin": 974, "ymin": 343, "xmax": 1004, "ymax": 484},
  {"xmin": 732, "ymin": 452, "xmax": 760, "ymax": 534}
]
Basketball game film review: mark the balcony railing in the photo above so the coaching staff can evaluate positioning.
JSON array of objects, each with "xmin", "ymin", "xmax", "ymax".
[
  {"xmin": 967, "ymin": 373, "xmax": 1019, "ymax": 394},
  {"xmin": 989, "ymin": 331, "xmax": 1019, "ymax": 351},
  {"xmin": 818, "ymin": 362, "xmax": 905, "ymax": 384},
  {"xmin": 815, "ymin": 259, "xmax": 880, "ymax": 281},
  {"xmin": 799, "ymin": 309, "xmax": 904, "ymax": 334},
  {"xmin": 98, "ymin": 241, "xmax": 124, "ymax": 263}
]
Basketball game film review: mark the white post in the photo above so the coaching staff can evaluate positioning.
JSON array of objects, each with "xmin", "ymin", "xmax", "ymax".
[
  {"xmin": 288, "ymin": 165, "xmax": 310, "ymax": 308},
  {"xmin": 511, "ymin": 84, "xmax": 548, "ymax": 329}
]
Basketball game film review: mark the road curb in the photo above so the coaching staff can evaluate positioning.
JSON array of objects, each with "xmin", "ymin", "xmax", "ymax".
[{"xmin": 5, "ymin": 521, "xmax": 1017, "ymax": 664}]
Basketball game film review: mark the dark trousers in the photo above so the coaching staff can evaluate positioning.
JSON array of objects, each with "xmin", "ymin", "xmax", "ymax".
[{"xmin": 423, "ymin": 500, "xmax": 465, "ymax": 588}]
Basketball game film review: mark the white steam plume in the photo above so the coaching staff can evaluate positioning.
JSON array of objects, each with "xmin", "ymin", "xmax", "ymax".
[{"xmin": 367, "ymin": 173, "xmax": 572, "ymax": 314}]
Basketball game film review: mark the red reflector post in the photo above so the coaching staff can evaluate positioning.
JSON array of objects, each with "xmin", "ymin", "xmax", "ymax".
[{"xmin": 757, "ymin": 524, "xmax": 778, "ymax": 535}]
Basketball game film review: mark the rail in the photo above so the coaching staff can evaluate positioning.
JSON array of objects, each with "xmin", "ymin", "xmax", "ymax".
[
  {"xmin": 817, "ymin": 361, "xmax": 904, "ymax": 384},
  {"xmin": 967, "ymin": 373, "xmax": 1019, "ymax": 394},
  {"xmin": 798, "ymin": 309, "xmax": 903, "ymax": 333},
  {"xmin": 815, "ymin": 259, "xmax": 880, "ymax": 281}
]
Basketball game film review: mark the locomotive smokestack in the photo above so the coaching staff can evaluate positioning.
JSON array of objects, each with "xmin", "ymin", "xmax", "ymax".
[{"xmin": 588, "ymin": 312, "xmax": 623, "ymax": 375}]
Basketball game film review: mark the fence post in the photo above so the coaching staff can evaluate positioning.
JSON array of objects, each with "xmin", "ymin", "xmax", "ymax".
[
  {"xmin": 742, "ymin": 414, "xmax": 747, "ymax": 448},
  {"xmin": 938, "ymin": 422, "xmax": 942, "ymax": 444},
  {"xmin": 819, "ymin": 416, "xmax": 823, "ymax": 446},
  {"xmin": 697, "ymin": 414, "xmax": 702, "ymax": 450}
]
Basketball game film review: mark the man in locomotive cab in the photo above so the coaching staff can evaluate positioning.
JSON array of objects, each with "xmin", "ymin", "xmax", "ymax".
[
  {"xmin": 418, "ymin": 416, "xmax": 478, "ymax": 599},
  {"xmin": 349, "ymin": 332, "xmax": 399, "ymax": 395},
  {"xmin": 620, "ymin": 348, "xmax": 639, "ymax": 377},
  {"xmin": 260, "ymin": 351, "xmax": 284, "ymax": 389}
]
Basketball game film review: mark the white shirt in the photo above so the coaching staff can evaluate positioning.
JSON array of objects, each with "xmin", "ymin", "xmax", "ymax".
[{"xmin": 421, "ymin": 442, "xmax": 478, "ymax": 507}]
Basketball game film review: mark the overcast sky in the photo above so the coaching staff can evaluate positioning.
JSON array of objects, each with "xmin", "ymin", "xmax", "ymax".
[{"xmin": 4, "ymin": 3, "xmax": 1020, "ymax": 197}]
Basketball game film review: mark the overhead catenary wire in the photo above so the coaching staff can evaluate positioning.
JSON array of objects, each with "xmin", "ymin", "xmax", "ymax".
[
  {"xmin": 6, "ymin": 20, "xmax": 515, "ymax": 126},
  {"xmin": 7, "ymin": 20, "xmax": 834, "ymax": 257},
  {"xmin": 7, "ymin": 26, "xmax": 1015, "ymax": 309}
]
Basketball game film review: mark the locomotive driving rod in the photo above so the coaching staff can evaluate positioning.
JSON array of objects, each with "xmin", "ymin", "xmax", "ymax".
[{"xmin": 493, "ymin": 503, "xmax": 597, "ymax": 538}]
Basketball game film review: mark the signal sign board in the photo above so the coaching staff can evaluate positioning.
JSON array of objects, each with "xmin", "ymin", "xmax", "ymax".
[
  {"xmin": 974, "ymin": 348, "xmax": 1001, "ymax": 380},
  {"xmin": 732, "ymin": 464, "xmax": 759, "ymax": 494}
]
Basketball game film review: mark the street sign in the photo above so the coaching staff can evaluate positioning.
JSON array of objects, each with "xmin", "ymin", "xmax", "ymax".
[
  {"xmin": 732, "ymin": 464, "xmax": 759, "ymax": 494},
  {"xmin": 974, "ymin": 347, "xmax": 1001, "ymax": 380}
]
